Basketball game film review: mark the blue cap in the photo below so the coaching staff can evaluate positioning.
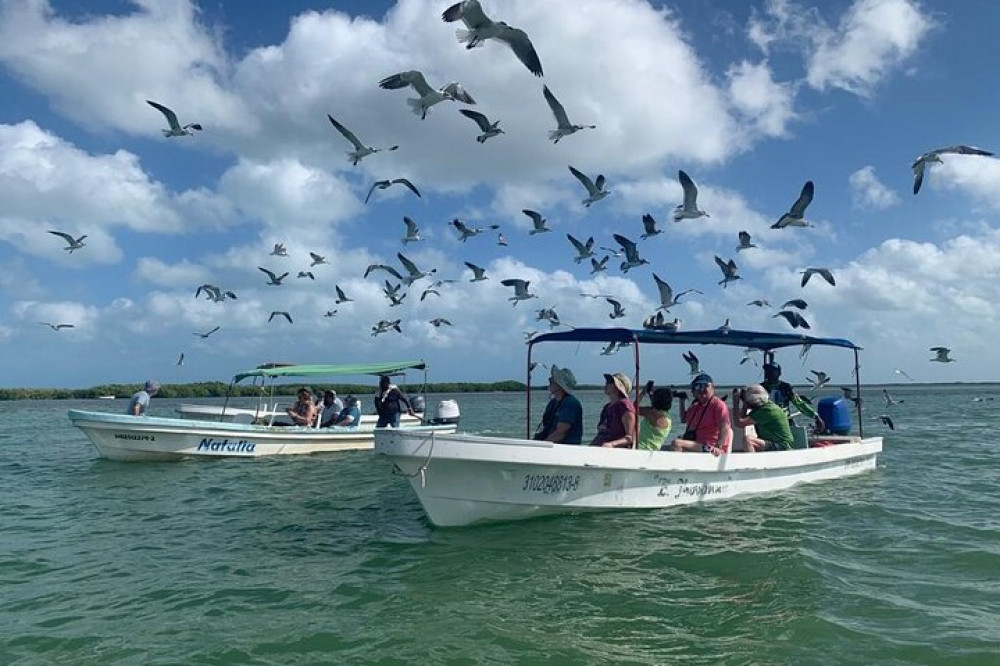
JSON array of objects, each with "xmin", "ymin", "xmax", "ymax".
[{"xmin": 691, "ymin": 373, "xmax": 713, "ymax": 389}]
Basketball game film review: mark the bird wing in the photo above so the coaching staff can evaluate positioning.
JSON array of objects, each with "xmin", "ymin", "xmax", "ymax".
[
  {"xmin": 391, "ymin": 178, "xmax": 421, "ymax": 197},
  {"xmin": 48, "ymin": 230, "xmax": 75, "ymax": 244},
  {"xmin": 945, "ymin": 145, "xmax": 994, "ymax": 157},
  {"xmin": 464, "ymin": 261, "xmax": 484, "ymax": 276},
  {"xmin": 543, "ymin": 85, "xmax": 570, "ymax": 127},
  {"xmin": 653, "ymin": 273, "xmax": 673, "ymax": 305},
  {"xmin": 207, "ymin": 326, "xmax": 220, "ymax": 336},
  {"xmin": 818, "ymin": 268, "xmax": 835, "ymax": 286},
  {"xmin": 453, "ymin": 219, "xmax": 470, "ymax": 233},
  {"xmin": 403, "ymin": 216, "xmax": 419, "ymax": 235},
  {"xmin": 459, "ymin": 108, "xmax": 492, "ymax": 131},
  {"xmin": 612, "ymin": 233, "xmax": 637, "ymax": 255},
  {"xmin": 397, "ymin": 253, "xmax": 420, "ymax": 276},
  {"xmin": 335, "ymin": 286, "xmax": 348, "ymax": 300},
  {"xmin": 522, "ymin": 209, "xmax": 543, "ymax": 225},
  {"xmin": 501, "ymin": 278, "xmax": 526, "ymax": 294},
  {"xmin": 642, "ymin": 214, "xmax": 657, "ymax": 235},
  {"xmin": 789, "ymin": 180, "xmax": 814, "ymax": 217},
  {"xmin": 326, "ymin": 114, "xmax": 365, "ymax": 150},
  {"xmin": 594, "ymin": 175, "xmax": 606, "ymax": 191},
  {"xmin": 496, "ymin": 25, "xmax": 544, "ymax": 77},
  {"xmin": 739, "ymin": 230, "xmax": 751, "ymax": 246},
  {"xmin": 379, "ymin": 70, "xmax": 433, "ymax": 96},
  {"xmin": 568, "ymin": 166, "xmax": 596, "ymax": 194},
  {"xmin": 441, "ymin": 82, "xmax": 476, "ymax": 104},
  {"xmin": 567, "ymin": 234, "xmax": 586, "ymax": 253},
  {"xmin": 364, "ymin": 181, "xmax": 383, "ymax": 204},
  {"xmin": 258, "ymin": 267, "xmax": 277, "ymax": 281},
  {"xmin": 801, "ymin": 270, "xmax": 812, "ymax": 288},
  {"xmin": 678, "ymin": 170, "xmax": 698, "ymax": 209},
  {"xmin": 714, "ymin": 255, "xmax": 729, "ymax": 273},
  {"xmin": 146, "ymin": 100, "xmax": 181, "ymax": 130},
  {"xmin": 912, "ymin": 159, "xmax": 926, "ymax": 195}
]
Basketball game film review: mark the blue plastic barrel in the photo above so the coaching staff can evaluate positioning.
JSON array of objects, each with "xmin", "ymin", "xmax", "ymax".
[{"xmin": 818, "ymin": 396, "xmax": 852, "ymax": 435}]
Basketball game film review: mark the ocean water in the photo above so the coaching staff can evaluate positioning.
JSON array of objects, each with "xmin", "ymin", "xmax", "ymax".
[{"xmin": 2, "ymin": 386, "xmax": 999, "ymax": 665}]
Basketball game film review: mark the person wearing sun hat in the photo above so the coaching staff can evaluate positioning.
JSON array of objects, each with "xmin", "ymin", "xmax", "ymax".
[
  {"xmin": 591, "ymin": 371, "xmax": 638, "ymax": 448},
  {"xmin": 126, "ymin": 379, "xmax": 160, "ymax": 416},
  {"xmin": 533, "ymin": 366, "xmax": 583, "ymax": 444},
  {"xmin": 669, "ymin": 372, "xmax": 731, "ymax": 457}
]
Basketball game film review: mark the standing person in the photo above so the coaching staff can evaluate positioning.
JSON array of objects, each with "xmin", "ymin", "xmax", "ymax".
[
  {"xmin": 670, "ymin": 373, "xmax": 730, "ymax": 456},
  {"xmin": 732, "ymin": 384, "xmax": 794, "ymax": 452},
  {"xmin": 533, "ymin": 366, "xmax": 583, "ymax": 444},
  {"xmin": 374, "ymin": 375, "xmax": 415, "ymax": 428},
  {"xmin": 319, "ymin": 390, "xmax": 345, "ymax": 427},
  {"xmin": 126, "ymin": 380, "xmax": 160, "ymax": 416},
  {"xmin": 762, "ymin": 362, "xmax": 824, "ymax": 430},
  {"xmin": 636, "ymin": 380, "xmax": 673, "ymax": 451},
  {"xmin": 591, "ymin": 372, "xmax": 637, "ymax": 448},
  {"xmin": 282, "ymin": 386, "xmax": 317, "ymax": 426}
]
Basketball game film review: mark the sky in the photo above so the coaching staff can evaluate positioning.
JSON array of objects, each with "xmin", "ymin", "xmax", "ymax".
[{"xmin": 1, "ymin": 0, "xmax": 999, "ymax": 389}]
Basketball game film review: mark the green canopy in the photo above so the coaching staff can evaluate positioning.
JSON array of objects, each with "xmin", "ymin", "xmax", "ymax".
[{"xmin": 232, "ymin": 360, "xmax": 426, "ymax": 384}]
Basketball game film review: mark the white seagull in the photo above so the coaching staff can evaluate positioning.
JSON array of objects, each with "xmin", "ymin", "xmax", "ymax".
[
  {"xmin": 195, "ymin": 284, "xmax": 236, "ymax": 302},
  {"xmin": 452, "ymin": 218, "xmax": 497, "ymax": 241},
  {"xmin": 365, "ymin": 263, "xmax": 405, "ymax": 282},
  {"xmin": 653, "ymin": 274, "xmax": 701, "ymax": 310},
  {"xmin": 40, "ymin": 322, "xmax": 74, "ymax": 331},
  {"xmin": 606, "ymin": 298, "xmax": 626, "ymax": 320},
  {"xmin": 258, "ymin": 267, "xmax": 289, "ymax": 286},
  {"xmin": 523, "ymin": 209, "xmax": 550, "ymax": 235},
  {"xmin": 747, "ymin": 299, "xmax": 771, "ymax": 308},
  {"xmin": 146, "ymin": 100, "xmax": 202, "ymax": 137},
  {"xmin": 567, "ymin": 234, "xmax": 595, "ymax": 263},
  {"xmin": 379, "ymin": 70, "xmax": 475, "ymax": 120},
  {"xmin": 929, "ymin": 347, "xmax": 955, "ymax": 363},
  {"xmin": 309, "ymin": 252, "xmax": 328, "ymax": 267},
  {"xmin": 568, "ymin": 165, "xmax": 608, "ymax": 207},
  {"xmin": 682, "ymin": 350, "xmax": 701, "ymax": 375},
  {"xmin": 736, "ymin": 231, "xmax": 756, "ymax": 252},
  {"xmin": 48, "ymin": 230, "xmax": 87, "ymax": 253},
  {"xmin": 673, "ymin": 170, "xmax": 709, "ymax": 221},
  {"xmin": 326, "ymin": 114, "xmax": 398, "ymax": 165},
  {"xmin": 543, "ymin": 86, "xmax": 596, "ymax": 143},
  {"xmin": 590, "ymin": 255, "xmax": 609, "ymax": 274},
  {"xmin": 773, "ymin": 310, "xmax": 810, "ymax": 329},
  {"xmin": 464, "ymin": 261, "xmax": 489, "ymax": 282},
  {"xmin": 640, "ymin": 214, "xmax": 662, "ymax": 240},
  {"xmin": 402, "ymin": 217, "xmax": 423, "ymax": 244},
  {"xmin": 613, "ymin": 233, "xmax": 648, "ymax": 274},
  {"xmin": 912, "ymin": 145, "xmax": 994, "ymax": 195},
  {"xmin": 441, "ymin": 0, "xmax": 544, "ymax": 77},
  {"xmin": 365, "ymin": 178, "xmax": 421, "ymax": 205},
  {"xmin": 772, "ymin": 181, "xmax": 815, "ymax": 229},
  {"xmin": 500, "ymin": 278, "xmax": 537, "ymax": 306},
  {"xmin": 459, "ymin": 109, "xmax": 504, "ymax": 143},
  {"xmin": 383, "ymin": 281, "xmax": 406, "ymax": 307},
  {"xmin": 808, "ymin": 370, "xmax": 830, "ymax": 389},
  {"xmin": 334, "ymin": 285, "xmax": 353, "ymax": 304},
  {"xmin": 430, "ymin": 318, "xmax": 453, "ymax": 327},
  {"xmin": 397, "ymin": 252, "xmax": 436, "ymax": 284},
  {"xmin": 297, "ymin": 271, "xmax": 315, "ymax": 280},
  {"xmin": 371, "ymin": 319, "xmax": 402, "ymax": 336},
  {"xmin": 714, "ymin": 256, "xmax": 742, "ymax": 288},
  {"xmin": 801, "ymin": 267, "xmax": 836, "ymax": 287},
  {"xmin": 270, "ymin": 243, "xmax": 288, "ymax": 257}
]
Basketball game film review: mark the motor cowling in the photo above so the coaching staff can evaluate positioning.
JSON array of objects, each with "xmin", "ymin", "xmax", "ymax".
[{"xmin": 427, "ymin": 399, "xmax": 460, "ymax": 425}]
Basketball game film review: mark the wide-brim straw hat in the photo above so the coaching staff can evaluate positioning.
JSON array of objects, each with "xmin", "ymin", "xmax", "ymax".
[
  {"xmin": 603, "ymin": 372, "xmax": 633, "ymax": 397},
  {"xmin": 549, "ymin": 366, "xmax": 577, "ymax": 394}
]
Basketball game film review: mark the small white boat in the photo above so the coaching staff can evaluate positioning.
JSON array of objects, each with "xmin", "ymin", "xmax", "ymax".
[
  {"xmin": 97, "ymin": 395, "xmax": 115, "ymax": 400},
  {"xmin": 70, "ymin": 360, "xmax": 459, "ymax": 461},
  {"xmin": 377, "ymin": 328, "xmax": 882, "ymax": 527}
]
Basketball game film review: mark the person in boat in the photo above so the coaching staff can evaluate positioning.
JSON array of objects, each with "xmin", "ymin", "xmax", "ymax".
[
  {"xmin": 374, "ymin": 375, "xmax": 416, "ymax": 428},
  {"xmin": 591, "ymin": 372, "xmax": 638, "ymax": 448},
  {"xmin": 761, "ymin": 363, "xmax": 824, "ymax": 431},
  {"xmin": 319, "ymin": 389, "xmax": 345, "ymax": 427},
  {"xmin": 126, "ymin": 380, "xmax": 160, "ymax": 416},
  {"xmin": 328, "ymin": 396, "xmax": 361, "ymax": 428},
  {"xmin": 533, "ymin": 366, "xmax": 583, "ymax": 444},
  {"xmin": 732, "ymin": 384, "xmax": 794, "ymax": 452},
  {"xmin": 670, "ymin": 373, "xmax": 730, "ymax": 456},
  {"xmin": 635, "ymin": 380, "xmax": 673, "ymax": 451},
  {"xmin": 280, "ymin": 386, "xmax": 318, "ymax": 427}
]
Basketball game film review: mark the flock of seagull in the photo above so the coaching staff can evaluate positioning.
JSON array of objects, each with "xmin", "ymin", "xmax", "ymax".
[{"xmin": 36, "ymin": 0, "xmax": 994, "ymax": 402}]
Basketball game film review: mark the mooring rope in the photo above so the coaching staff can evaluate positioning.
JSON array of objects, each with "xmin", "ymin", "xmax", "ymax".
[{"xmin": 389, "ymin": 429, "xmax": 436, "ymax": 488}]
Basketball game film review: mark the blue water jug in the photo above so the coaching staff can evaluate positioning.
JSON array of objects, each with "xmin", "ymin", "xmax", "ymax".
[{"xmin": 818, "ymin": 396, "xmax": 851, "ymax": 435}]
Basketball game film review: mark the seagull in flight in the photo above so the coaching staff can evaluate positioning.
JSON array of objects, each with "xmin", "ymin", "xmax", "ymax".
[
  {"xmin": 326, "ymin": 114, "xmax": 398, "ymax": 165},
  {"xmin": 772, "ymin": 181, "xmax": 814, "ymax": 229},
  {"xmin": 497, "ymin": 232, "xmax": 508, "ymax": 246},
  {"xmin": 258, "ymin": 267, "xmax": 289, "ymax": 286},
  {"xmin": 673, "ymin": 170, "xmax": 709, "ymax": 221},
  {"xmin": 747, "ymin": 299, "xmax": 771, "ymax": 308},
  {"xmin": 567, "ymin": 234, "xmax": 595, "ymax": 263},
  {"xmin": 640, "ymin": 214, "xmax": 662, "ymax": 240},
  {"xmin": 371, "ymin": 319, "xmax": 402, "ymax": 336},
  {"xmin": 568, "ymin": 165, "xmax": 608, "ymax": 207},
  {"xmin": 193, "ymin": 326, "xmax": 220, "ymax": 339},
  {"xmin": 334, "ymin": 285, "xmax": 353, "ymax": 304},
  {"xmin": 379, "ymin": 70, "xmax": 475, "ymax": 119},
  {"xmin": 365, "ymin": 178, "xmax": 421, "ymax": 204},
  {"xmin": 929, "ymin": 347, "xmax": 955, "ymax": 363},
  {"xmin": 500, "ymin": 278, "xmax": 537, "ymax": 306},
  {"xmin": 882, "ymin": 389, "xmax": 904, "ymax": 406},
  {"xmin": 714, "ymin": 256, "xmax": 742, "ymax": 288},
  {"xmin": 40, "ymin": 322, "xmax": 74, "ymax": 331},
  {"xmin": 682, "ymin": 350, "xmax": 701, "ymax": 375},
  {"xmin": 177, "ymin": 352, "xmax": 185, "ymax": 366},
  {"xmin": 383, "ymin": 281, "xmax": 407, "ymax": 307},
  {"xmin": 590, "ymin": 256, "xmax": 609, "ymax": 274},
  {"xmin": 841, "ymin": 386, "xmax": 862, "ymax": 407},
  {"xmin": 309, "ymin": 252, "xmax": 328, "ymax": 267},
  {"xmin": 464, "ymin": 261, "xmax": 489, "ymax": 282},
  {"xmin": 442, "ymin": 0, "xmax": 544, "ymax": 77},
  {"xmin": 781, "ymin": 298, "xmax": 807, "ymax": 310},
  {"xmin": 48, "ymin": 230, "xmax": 87, "ymax": 253},
  {"xmin": 324, "ymin": 310, "xmax": 338, "ymax": 318},
  {"xmin": 535, "ymin": 307, "xmax": 560, "ymax": 328},
  {"xmin": 451, "ymin": 218, "xmax": 497, "ymax": 241},
  {"xmin": 397, "ymin": 252, "xmax": 436, "ymax": 284},
  {"xmin": 146, "ymin": 100, "xmax": 202, "ymax": 137},
  {"xmin": 523, "ymin": 209, "xmax": 550, "ymax": 235},
  {"xmin": 402, "ymin": 217, "xmax": 423, "ymax": 244},
  {"xmin": 268, "ymin": 311, "xmax": 293, "ymax": 324},
  {"xmin": 801, "ymin": 268, "xmax": 836, "ymax": 287},
  {"xmin": 420, "ymin": 286, "xmax": 441, "ymax": 301},
  {"xmin": 459, "ymin": 109, "xmax": 504, "ymax": 143},
  {"xmin": 297, "ymin": 271, "xmax": 315, "ymax": 280},
  {"xmin": 773, "ymin": 310, "xmax": 810, "ymax": 329},
  {"xmin": 606, "ymin": 298, "xmax": 626, "ymax": 319},
  {"xmin": 543, "ymin": 86, "xmax": 596, "ymax": 143},
  {"xmin": 195, "ymin": 284, "xmax": 234, "ymax": 302},
  {"xmin": 365, "ymin": 263, "xmax": 405, "ymax": 282},
  {"xmin": 653, "ymin": 274, "xmax": 700, "ymax": 310},
  {"xmin": 894, "ymin": 367, "xmax": 914, "ymax": 382},
  {"xmin": 875, "ymin": 414, "xmax": 895, "ymax": 430},
  {"xmin": 430, "ymin": 318, "xmax": 453, "ymax": 327},
  {"xmin": 912, "ymin": 145, "xmax": 994, "ymax": 194},
  {"xmin": 270, "ymin": 243, "xmax": 288, "ymax": 257},
  {"xmin": 736, "ymin": 231, "xmax": 756, "ymax": 252},
  {"xmin": 808, "ymin": 370, "xmax": 830, "ymax": 389},
  {"xmin": 613, "ymin": 233, "xmax": 648, "ymax": 274}
]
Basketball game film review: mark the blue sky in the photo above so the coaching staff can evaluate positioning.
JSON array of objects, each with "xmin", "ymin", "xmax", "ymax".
[{"xmin": 1, "ymin": 0, "xmax": 999, "ymax": 389}]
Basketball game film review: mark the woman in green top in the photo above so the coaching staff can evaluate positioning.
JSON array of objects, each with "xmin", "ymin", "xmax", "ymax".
[
  {"xmin": 732, "ymin": 384, "xmax": 794, "ymax": 452},
  {"xmin": 636, "ymin": 382, "xmax": 673, "ymax": 451}
]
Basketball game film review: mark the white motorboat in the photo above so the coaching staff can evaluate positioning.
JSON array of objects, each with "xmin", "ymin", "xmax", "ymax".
[
  {"xmin": 377, "ymin": 328, "xmax": 882, "ymax": 527},
  {"xmin": 175, "ymin": 402, "xmax": 420, "ymax": 427},
  {"xmin": 70, "ymin": 360, "xmax": 459, "ymax": 461}
]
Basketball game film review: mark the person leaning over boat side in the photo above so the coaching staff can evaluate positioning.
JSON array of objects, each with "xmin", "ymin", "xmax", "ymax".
[
  {"xmin": 328, "ymin": 396, "xmax": 361, "ymax": 428},
  {"xmin": 281, "ymin": 386, "xmax": 317, "ymax": 426},
  {"xmin": 533, "ymin": 366, "xmax": 583, "ymax": 444},
  {"xmin": 669, "ymin": 373, "xmax": 730, "ymax": 457},
  {"xmin": 591, "ymin": 372, "xmax": 638, "ymax": 448},
  {"xmin": 374, "ymin": 375, "xmax": 415, "ymax": 428},
  {"xmin": 319, "ymin": 389, "xmax": 345, "ymax": 427},
  {"xmin": 635, "ymin": 380, "xmax": 673, "ymax": 451},
  {"xmin": 126, "ymin": 380, "xmax": 160, "ymax": 416},
  {"xmin": 732, "ymin": 384, "xmax": 794, "ymax": 452}
]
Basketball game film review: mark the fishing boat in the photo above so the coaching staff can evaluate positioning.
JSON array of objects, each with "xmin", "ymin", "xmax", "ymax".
[
  {"xmin": 376, "ymin": 328, "xmax": 882, "ymax": 527},
  {"xmin": 69, "ymin": 360, "xmax": 459, "ymax": 461}
]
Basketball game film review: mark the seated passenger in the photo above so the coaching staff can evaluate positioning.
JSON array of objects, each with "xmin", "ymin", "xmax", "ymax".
[
  {"xmin": 329, "ymin": 396, "xmax": 361, "ymax": 428},
  {"xmin": 635, "ymin": 380, "xmax": 673, "ymax": 451},
  {"xmin": 319, "ymin": 389, "xmax": 345, "ymax": 427},
  {"xmin": 533, "ymin": 366, "xmax": 583, "ymax": 444},
  {"xmin": 732, "ymin": 384, "xmax": 794, "ymax": 452},
  {"xmin": 669, "ymin": 373, "xmax": 730, "ymax": 457},
  {"xmin": 281, "ymin": 386, "xmax": 317, "ymax": 426},
  {"xmin": 591, "ymin": 372, "xmax": 637, "ymax": 448}
]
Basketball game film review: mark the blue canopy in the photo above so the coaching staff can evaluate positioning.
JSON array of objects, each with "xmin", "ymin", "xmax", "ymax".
[{"xmin": 530, "ymin": 328, "xmax": 860, "ymax": 351}]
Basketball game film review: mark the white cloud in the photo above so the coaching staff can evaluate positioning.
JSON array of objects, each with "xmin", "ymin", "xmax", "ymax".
[
  {"xmin": 849, "ymin": 165, "xmax": 900, "ymax": 209},
  {"xmin": 726, "ymin": 60, "xmax": 797, "ymax": 137},
  {"xmin": 934, "ymin": 155, "xmax": 1000, "ymax": 209}
]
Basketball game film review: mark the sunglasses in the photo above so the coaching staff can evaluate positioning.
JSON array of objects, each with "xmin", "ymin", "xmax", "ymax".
[{"xmin": 692, "ymin": 383, "xmax": 710, "ymax": 390}]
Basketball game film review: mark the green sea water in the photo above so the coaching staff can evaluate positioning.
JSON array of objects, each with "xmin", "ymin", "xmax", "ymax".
[{"xmin": 2, "ymin": 386, "xmax": 998, "ymax": 664}]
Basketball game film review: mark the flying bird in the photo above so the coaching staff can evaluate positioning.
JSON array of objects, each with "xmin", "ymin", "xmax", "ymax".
[
  {"xmin": 894, "ymin": 367, "xmax": 914, "ymax": 382},
  {"xmin": 326, "ymin": 114, "xmax": 398, "ymax": 165},
  {"xmin": 773, "ymin": 310, "xmax": 811, "ymax": 329},
  {"xmin": 176, "ymin": 353, "xmax": 185, "ymax": 366},
  {"xmin": 334, "ymin": 285, "xmax": 353, "ymax": 304},
  {"xmin": 682, "ymin": 350, "xmax": 701, "ymax": 375},
  {"xmin": 912, "ymin": 145, "xmax": 994, "ymax": 195},
  {"xmin": 568, "ymin": 165, "xmax": 608, "ymax": 207},
  {"xmin": 801, "ymin": 268, "xmax": 836, "ymax": 287},
  {"xmin": 747, "ymin": 299, "xmax": 771, "ymax": 308},
  {"xmin": 40, "ymin": 322, "xmax": 74, "ymax": 331},
  {"xmin": 365, "ymin": 178, "xmax": 421, "ymax": 204},
  {"xmin": 464, "ymin": 261, "xmax": 489, "ymax": 282},
  {"xmin": 781, "ymin": 298, "xmax": 808, "ymax": 310},
  {"xmin": 452, "ymin": 218, "xmax": 489, "ymax": 242},
  {"xmin": 430, "ymin": 318, "xmax": 453, "ymax": 327},
  {"xmin": 883, "ymin": 389, "xmax": 904, "ymax": 406},
  {"xmin": 500, "ymin": 278, "xmax": 537, "ymax": 306},
  {"xmin": 736, "ymin": 231, "xmax": 756, "ymax": 252},
  {"xmin": 459, "ymin": 108, "xmax": 504, "ymax": 143},
  {"xmin": 48, "ymin": 230, "xmax": 87, "ymax": 253},
  {"xmin": 269, "ymin": 311, "xmax": 293, "ymax": 324},
  {"xmin": 523, "ymin": 209, "xmax": 550, "ymax": 235},
  {"xmin": 258, "ymin": 267, "xmax": 289, "ymax": 286},
  {"xmin": 402, "ymin": 216, "xmax": 423, "ymax": 244},
  {"xmin": 324, "ymin": 310, "xmax": 338, "ymax": 318},
  {"xmin": 364, "ymin": 263, "xmax": 405, "ymax": 282},
  {"xmin": 875, "ymin": 414, "xmax": 895, "ymax": 430},
  {"xmin": 420, "ymin": 287, "xmax": 441, "ymax": 301},
  {"xmin": 270, "ymin": 243, "xmax": 288, "ymax": 257},
  {"xmin": 441, "ymin": 0, "xmax": 544, "ymax": 77},
  {"xmin": 613, "ymin": 233, "xmax": 649, "ymax": 274},
  {"xmin": 497, "ymin": 232, "xmax": 508, "ymax": 246},
  {"xmin": 653, "ymin": 274, "xmax": 700, "ymax": 310},
  {"xmin": 535, "ymin": 307, "xmax": 560, "ymax": 328},
  {"xmin": 590, "ymin": 255, "xmax": 609, "ymax": 274},
  {"xmin": 297, "ymin": 271, "xmax": 315, "ymax": 280},
  {"xmin": 606, "ymin": 298, "xmax": 626, "ymax": 319},
  {"xmin": 195, "ymin": 284, "xmax": 236, "ymax": 302},
  {"xmin": 808, "ymin": 370, "xmax": 830, "ymax": 389},
  {"xmin": 309, "ymin": 252, "xmax": 328, "ymax": 267},
  {"xmin": 929, "ymin": 347, "xmax": 955, "ymax": 363},
  {"xmin": 379, "ymin": 70, "xmax": 475, "ymax": 119},
  {"xmin": 543, "ymin": 85, "xmax": 596, "ymax": 143},
  {"xmin": 567, "ymin": 234, "xmax": 595, "ymax": 263},
  {"xmin": 640, "ymin": 214, "xmax": 662, "ymax": 240},
  {"xmin": 371, "ymin": 319, "xmax": 402, "ymax": 336},
  {"xmin": 714, "ymin": 256, "xmax": 742, "ymax": 288},
  {"xmin": 397, "ymin": 252, "xmax": 436, "ymax": 284},
  {"xmin": 146, "ymin": 100, "xmax": 202, "ymax": 137},
  {"xmin": 383, "ymin": 281, "xmax": 406, "ymax": 307},
  {"xmin": 772, "ymin": 181, "xmax": 815, "ymax": 229},
  {"xmin": 193, "ymin": 325, "xmax": 220, "ymax": 339},
  {"xmin": 673, "ymin": 170, "xmax": 709, "ymax": 221}
]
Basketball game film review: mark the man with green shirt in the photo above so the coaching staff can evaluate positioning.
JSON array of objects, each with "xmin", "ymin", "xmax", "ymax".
[{"xmin": 732, "ymin": 384, "xmax": 794, "ymax": 452}]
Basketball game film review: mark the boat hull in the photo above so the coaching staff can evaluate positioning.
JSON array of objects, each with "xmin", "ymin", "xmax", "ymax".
[
  {"xmin": 375, "ymin": 430, "xmax": 882, "ymax": 527},
  {"xmin": 174, "ymin": 403, "xmax": 420, "ymax": 427},
  {"xmin": 68, "ymin": 409, "xmax": 456, "ymax": 462}
]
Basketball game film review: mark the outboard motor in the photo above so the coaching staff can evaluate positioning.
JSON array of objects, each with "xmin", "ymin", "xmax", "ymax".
[
  {"xmin": 427, "ymin": 399, "xmax": 460, "ymax": 425},
  {"xmin": 411, "ymin": 395, "xmax": 426, "ymax": 415},
  {"xmin": 818, "ymin": 396, "xmax": 852, "ymax": 435}
]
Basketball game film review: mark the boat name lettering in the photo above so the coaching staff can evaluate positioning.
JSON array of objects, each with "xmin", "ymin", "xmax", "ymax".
[
  {"xmin": 672, "ymin": 477, "xmax": 725, "ymax": 499},
  {"xmin": 522, "ymin": 474, "xmax": 581, "ymax": 494},
  {"xmin": 197, "ymin": 438, "xmax": 256, "ymax": 453},
  {"xmin": 114, "ymin": 433, "xmax": 155, "ymax": 442}
]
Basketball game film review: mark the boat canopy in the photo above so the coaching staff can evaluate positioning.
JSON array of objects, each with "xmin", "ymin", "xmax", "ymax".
[
  {"xmin": 232, "ymin": 360, "xmax": 426, "ymax": 384},
  {"xmin": 530, "ymin": 328, "xmax": 860, "ymax": 351}
]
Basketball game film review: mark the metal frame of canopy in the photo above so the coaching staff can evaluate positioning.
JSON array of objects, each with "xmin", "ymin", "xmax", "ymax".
[{"xmin": 525, "ymin": 328, "xmax": 865, "ymax": 440}]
